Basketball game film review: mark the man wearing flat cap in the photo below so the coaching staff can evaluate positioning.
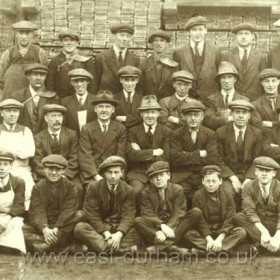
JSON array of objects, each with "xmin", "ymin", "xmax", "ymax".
[
  {"xmin": 232, "ymin": 156, "xmax": 280, "ymax": 253},
  {"xmin": 0, "ymin": 99, "xmax": 35, "ymax": 210},
  {"xmin": 268, "ymin": 19, "xmax": 280, "ymax": 71},
  {"xmin": 135, "ymin": 161, "xmax": 202, "ymax": 256},
  {"xmin": 216, "ymin": 100, "xmax": 262, "ymax": 208},
  {"xmin": 61, "ymin": 68, "xmax": 96, "ymax": 135},
  {"xmin": 3, "ymin": 63, "xmax": 60, "ymax": 134},
  {"xmin": 79, "ymin": 90, "xmax": 127, "ymax": 185},
  {"xmin": 46, "ymin": 29, "xmax": 94, "ymax": 98},
  {"xmin": 185, "ymin": 165, "xmax": 246, "ymax": 254},
  {"xmin": 142, "ymin": 30, "xmax": 178, "ymax": 100},
  {"xmin": 126, "ymin": 95, "xmax": 172, "ymax": 214},
  {"xmin": 74, "ymin": 156, "xmax": 141, "ymax": 254},
  {"xmin": 221, "ymin": 23, "xmax": 266, "ymax": 101},
  {"xmin": 172, "ymin": 15, "xmax": 221, "ymax": 99},
  {"xmin": 23, "ymin": 154, "xmax": 82, "ymax": 253},
  {"xmin": 93, "ymin": 24, "xmax": 140, "ymax": 95},
  {"xmin": 114, "ymin": 65, "xmax": 143, "ymax": 128},
  {"xmin": 0, "ymin": 20, "xmax": 48, "ymax": 99},
  {"xmin": 170, "ymin": 99, "xmax": 218, "ymax": 207}
]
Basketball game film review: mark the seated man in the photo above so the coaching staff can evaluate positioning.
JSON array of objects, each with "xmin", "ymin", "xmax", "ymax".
[
  {"xmin": 74, "ymin": 156, "xmax": 141, "ymax": 254},
  {"xmin": 185, "ymin": 165, "xmax": 246, "ymax": 254},
  {"xmin": 0, "ymin": 151, "xmax": 26, "ymax": 254},
  {"xmin": 135, "ymin": 161, "xmax": 202, "ymax": 256},
  {"xmin": 170, "ymin": 99, "xmax": 218, "ymax": 207},
  {"xmin": 126, "ymin": 95, "xmax": 172, "ymax": 213},
  {"xmin": 23, "ymin": 155, "xmax": 81, "ymax": 253},
  {"xmin": 232, "ymin": 157, "xmax": 280, "ymax": 253}
]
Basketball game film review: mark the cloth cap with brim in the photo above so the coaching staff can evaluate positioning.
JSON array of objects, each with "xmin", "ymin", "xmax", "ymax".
[
  {"xmin": 181, "ymin": 100, "xmax": 206, "ymax": 114},
  {"xmin": 43, "ymin": 104, "xmax": 67, "ymax": 115},
  {"xmin": 259, "ymin": 68, "xmax": 280, "ymax": 81},
  {"xmin": 41, "ymin": 154, "xmax": 68, "ymax": 169},
  {"xmin": 99, "ymin": 156, "xmax": 126, "ymax": 174},
  {"xmin": 172, "ymin": 70, "xmax": 195, "ymax": 83},
  {"xmin": 0, "ymin": 151, "xmax": 15, "ymax": 162},
  {"xmin": 201, "ymin": 165, "xmax": 222, "ymax": 175},
  {"xmin": 110, "ymin": 24, "xmax": 134, "ymax": 35},
  {"xmin": 148, "ymin": 30, "xmax": 171, "ymax": 43},
  {"xmin": 215, "ymin": 61, "xmax": 240, "ymax": 81},
  {"xmin": 58, "ymin": 29, "xmax": 80, "ymax": 41},
  {"xmin": 24, "ymin": 63, "xmax": 48, "ymax": 75},
  {"xmin": 228, "ymin": 100, "xmax": 254, "ymax": 111},
  {"xmin": 68, "ymin": 68, "xmax": 93, "ymax": 80},
  {"xmin": 117, "ymin": 66, "xmax": 141, "ymax": 78},
  {"xmin": 91, "ymin": 90, "xmax": 118, "ymax": 106},
  {"xmin": 232, "ymin": 23, "xmax": 255, "ymax": 34},
  {"xmin": 146, "ymin": 161, "xmax": 170, "ymax": 178},
  {"xmin": 254, "ymin": 156, "xmax": 280, "ymax": 170},
  {"xmin": 138, "ymin": 95, "xmax": 162, "ymax": 111},
  {"xmin": 185, "ymin": 16, "xmax": 208, "ymax": 31},
  {"xmin": 0, "ymin": 99, "xmax": 24, "ymax": 110},
  {"xmin": 12, "ymin": 20, "xmax": 37, "ymax": 31}
]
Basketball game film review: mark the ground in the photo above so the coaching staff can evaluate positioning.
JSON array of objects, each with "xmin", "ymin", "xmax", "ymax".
[{"xmin": 2, "ymin": 253, "xmax": 280, "ymax": 280}]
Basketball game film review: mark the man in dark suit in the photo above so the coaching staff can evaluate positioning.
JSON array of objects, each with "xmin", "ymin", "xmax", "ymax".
[
  {"xmin": 232, "ymin": 157, "xmax": 280, "ymax": 253},
  {"xmin": 46, "ymin": 29, "xmax": 95, "ymax": 98},
  {"xmin": 185, "ymin": 165, "xmax": 246, "ymax": 253},
  {"xmin": 93, "ymin": 24, "xmax": 140, "ymax": 94},
  {"xmin": 79, "ymin": 90, "xmax": 127, "ymax": 185},
  {"xmin": 172, "ymin": 16, "xmax": 220, "ymax": 98},
  {"xmin": 142, "ymin": 30, "xmax": 178, "ymax": 100},
  {"xmin": 74, "ymin": 156, "xmax": 141, "ymax": 254},
  {"xmin": 126, "ymin": 95, "xmax": 172, "ymax": 213},
  {"xmin": 267, "ymin": 19, "xmax": 280, "ymax": 70},
  {"xmin": 221, "ymin": 23, "xmax": 267, "ymax": 101},
  {"xmin": 61, "ymin": 68, "xmax": 96, "ymax": 135},
  {"xmin": 170, "ymin": 99, "xmax": 218, "ymax": 207},
  {"xmin": 114, "ymin": 65, "xmax": 142, "ymax": 128}
]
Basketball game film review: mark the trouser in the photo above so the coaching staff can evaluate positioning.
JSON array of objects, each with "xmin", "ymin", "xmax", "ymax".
[
  {"xmin": 127, "ymin": 179, "xmax": 146, "ymax": 216},
  {"xmin": 72, "ymin": 175, "xmax": 84, "ymax": 209}
]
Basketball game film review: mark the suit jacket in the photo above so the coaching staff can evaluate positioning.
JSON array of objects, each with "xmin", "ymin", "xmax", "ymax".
[
  {"xmin": 33, "ymin": 127, "xmax": 79, "ymax": 180},
  {"xmin": 114, "ymin": 91, "xmax": 143, "ymax": 128},
  {"xmin": 83, "ymin": 179, "xmax": 135, "ymax": 234},
  {"xmin": 29, "ymin": 177, "xmax": 78, "ymax": 232},
  {"xmin": 221, "ymin": 48, "xmax": 267, "ymax": 101},
  {"xmin": 216, "ymin": 123, "xmax": 262, "ymax": 179},
  {"xmin": 61, "ymin": 93, "xmax": 96, "ymax": 135},
  {"xmin": 79, "ymin": 120, "xmax": 127, "ymax": 182},
  {"xmin": 140, "ymin": 182, "xmax": 187, "ymax": 231},
  {"xmin": 263, "ymin": 126, "xmax": 280, "ymax": 161},
  {"xmin": 126, "ymin": 123, "xmax": 172, "ymax": 182},
  {"xmin": 93, "ymin": 47, "xmax": 140, "ymax": 94},
  {"xmin": 172, "ymin": 42, "xmax": 220, "ymax": 98},
  {"xmin": 192, "ymin": 187, "xmax": 235, "ymax": 237},
  {"xmin": 268, "ymin": 43, "xmax": 280, "ymax": 70}
]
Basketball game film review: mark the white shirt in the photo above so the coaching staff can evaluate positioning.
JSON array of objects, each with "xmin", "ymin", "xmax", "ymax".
[
  {"xmin": 221, "ymin": 89, "xmax": 235, "ymax": 105},
  {"xmin": 190, "ymin": 40, "xmax": 204, "ymax": 56},
  {"xmin": 189, "ymin": 128, "xmax": 199, "ymax": 144},
  {"xmin": 175, "ymin": 92, "xmax": 189, "ymax": 102},
  {"xmin": 0, "ymin": 175, "xmax": 10, "ymax": 189},
  {"xmin": 3, "ymin": 122, "xmax": 16, "ymax": 132},
  {"xmin": 29, "ymin": 85, "xmax": 40, "ymax": 105},
  {"xmin": 76, "ymin": 92, "xmax": 88, "ymax": 106},
  {"xmin": 143, "ymin": 123, "xmax": 157, "ymax": 134},
  {"xmin": 98, "ymin": 120, "xmax": 110, "ymax": 133},
  {"xmin": 259, "ymin": 181, "xmax": 271, "ymax": 199},
  {"xmin": 233, "ymin": 124, "xmax": 246, "ymax": 142},
  {"xmin": 123, "ymin": 90, "xmax": 135, "ymax": 102},
  {"xmin": 48, "ymin": 129, "xmax": 61, "ymax": 141},
  {"xmin": 238, "ymin": 46, "xmax": 251, "ymax": 61},
  {"xmin": 113, "ymin": 45, "xmax": 127, "ymax": 60}
]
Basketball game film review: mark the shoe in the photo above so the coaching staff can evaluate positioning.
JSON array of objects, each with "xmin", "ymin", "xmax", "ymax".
[
  {"xmin": 146, "ymin": 245, "xmax": 158, "ymax": 254},
  {"xmin": 32, "ymin": 243, "xmax": 52, "ymax": 254},
  {"xmin": 61, "ymin": 243, "xmax": 88, "ymax": 254},
  {"xmin": 191, "ymin": 248, "xmax": 207, "ymax": 257},
  {"xmin": 115, "ymin": 245, "xmax": 138, "ymax": 255},
  {"xmin": 166, "ymin": 245, "xmax": 190, "ymax": 258}
]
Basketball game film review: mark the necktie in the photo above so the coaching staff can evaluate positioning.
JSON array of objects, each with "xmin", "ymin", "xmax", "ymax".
[
  {"xmin": 108, "ymin": 185, "xmax": 116, "ymax": 213},
  {"xmin": 261, "ymin": 184, "xmax": 269, "ymax": 200},
  {"xmin": 9, "ymin": 125, "xmax": 13, "ymax": 132},
  {"xmin": 78, "ymin": 97, "xmax": 84, "ymax": 106},
  {"xmin": 236, "ymin": 130, "xmax": 244, "ymax": 162},
  {"xmin": 194, "ymin": 42, "xmax": 200, "ymax": 58},
  {"xmin": 242, "ymin": 49, "xmax": 248, "ymax": 69},
  {"xmin": 119, "ymin": 51, "xmax": 123, "ymax": 64},
  {"xmin": 224, "ymin": 94, "xmax": 229, "ymax": 108},
  {"xmin": 52, "ymin": 133, "xmax": 59, "ymax": 142},
  {"xmin": 146, "ymin": 125, "xmax": 153, "ymax": 146},
  {"xmin": 191, "ymin": 130, "xmax": 197, "ymax": 144},
  {"xmin": 158, "ymin": 189, "xmax": 165, "ymax": 201},
  {"xmin": 126, "ymin": 92, "xmax": 132, "ymax": 114},
  {"xmin": 102, "ymin": 124, "xmax": 107, "ymax": 135},
  {"xmin": 269, "ymin": 97, "xmax": 276, "ymax": 112}
]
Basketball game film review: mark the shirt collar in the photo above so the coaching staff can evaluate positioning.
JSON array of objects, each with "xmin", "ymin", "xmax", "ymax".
[
  {"xmin": 29, "ymin": 85, "xmax": 40, "ymax": 97},
  {"xmin": 0, "ymin": 175, "xmax": 10, "ymax": 188},
  {"xmin": 98, "ymin": 119, "xmax": 110, "ymax": 129},
  {"xmin": 48, "ymin": 129, "xmax": 61, "ymax": 138},
  {"xmin": 259, "ymin": 180, "xmax": 272, "ymax": 192},
  {"xmin": 3, "ymin": 122, "xmax": 16, "ymax": 131},
  {"xmin": 107, "ymin": 181, "xmax": 119, "ymax": 192},
  {"xmin": 233, "ymin": 124, "xmax": 246, "ymax": 134},
  {"xmin": 76, "ymin": 92, "xmax": 88, "ymax": 102},
  {"xmin": 63, "ymin": 49, "xmax": 77, "ymax": 59},
  {"xmin": 143, "ymin": 122, "xmax": 157, "ymax": 133},
  {"xmin": 238, "ymin": 46, "xmax": 251, "ymax": 55},
  {"xmin": 190, "ymin": 40, "xmax": 204, "ymax": 50},
  {"xmin": 175, "ymin": 92, "xmax": 189, "ymax": 101},
  {"xmin": 123, "ymin": 90, "xmax": 135, "ymax": 100},
  {"xmin": 221, "ymin": 88, "xmax": 235, "ymax": 98},
  {"xmin": 113, "ymin": 45, "xmax": 127, "ymax": 58}
]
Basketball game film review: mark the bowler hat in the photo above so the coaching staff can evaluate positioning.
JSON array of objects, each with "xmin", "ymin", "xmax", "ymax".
[{"xmin": 91, "ymin": 90, "xmax": 118, "ymax": 106}]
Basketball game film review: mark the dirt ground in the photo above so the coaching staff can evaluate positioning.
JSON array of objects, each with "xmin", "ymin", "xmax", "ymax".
[{"xmin": 2, "ymin": 252, "xmax": 280, "ymax": 280}]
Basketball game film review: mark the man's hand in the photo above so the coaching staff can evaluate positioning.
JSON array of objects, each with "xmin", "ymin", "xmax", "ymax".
[
  {"xmin": 116, "ymin": 116, "xmax": 127, "ymax": 122},
  {"xmin": 229, "ymin": 176, "xmax": 242, "ymax": 193},
  {"xmin": 267, "ymin": 236, "xmax": 280, "ymax": 252},
  {"xmin": 271, "ymin": 144, "xmax": 279, "ymax": 148},
  {"xmin": 94, "ymin": 174, "xmax": 103, "ymax": 181},
  {"xmin": 131, "ymin": 143, "xmax": 141, "ymax": 151},
  {"xmin": 160, "ymin": 224, "xmax": 175, "ymax": 239},
  {"xmin": 205, "ymin": 235, "xmax": 214, "ymax": 252},
  {"xmin": 103, "ymin": 231, "xmax": 112, "ymax": 241},
  {"xmin": 153, "ymin": 148, "xmax": 164, "ymax": 157},
  {"xmin": 260, "ymin": 231, "xmax": 271, "ymax": 248},
  {"xmin": 168, "ymin": 116, "xmax": 179, "ymax": 124},
  {"xmin": 200, "ymin": 150, "xmax": 207, "ymax": 158},
  {"xmin": 262, "ymin": 121, "xmax": 273, "ymax": 128},
  {"xmin": 42, "ymin": 227, "xmax": 58, "ymax": 246},
  {"xmin": 212, "ymin": 234, "xmax": 225, "ymax": 252},
  {"xmin": 108, "ymin": 231, "xmax": 123, "ymax": 250},
  {"xmin": 154, "ymin": 231, "xmax": 166, "ymax": 244}
]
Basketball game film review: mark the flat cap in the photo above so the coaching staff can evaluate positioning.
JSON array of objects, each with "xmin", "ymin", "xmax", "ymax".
[
  {"xmin": 0, "ymin": 99, "xmax": 24, "ymax": 109},
  {"xmin": 99, "ymin": 156, "xmax": 126, "ymax": 174},
  {"xmin": 68, "ymin": 68, "xmax": 93, "ymax": 80},
  {"xmin": 110, "ymin": 24, "xmax": 134, "ymax": 35},
  {"xmin": 0, "ymin": 151, "xmax": 15, "ymax": 162},
  {"xmin": 228, "ymin": 99, "xmax": 254, "ymax": 111},
  {"xmin": 146, "ymin": 161, "xmax": 170, "ymax": 178},
  {"xmin": 41, "ymin": 154, "xmax": 68, "ymax": 169},
  {"xmin": 172, "ymin": 70, "xmax": 195, "ymax": 83},
  {"xmin": 181, "ymin": 99, "xmax": 206, "ymax": 114},
  {"xmin": 185, "ymin": 16, "xmax": 207, "ymax": 31},
  {"xmin": 232, "ymin": 23, "xmax": 255, "ymax": 34},
  {"xmin": 12, "ymin": 20, "xmax": 37, "ymax": 31},
  {"xmin": 138, "ymin": 95, "xmax": 162, "ymax": 111},
  {"xmin": 42, "ymin": 104, "xmax": 67, "ymax": 115},
  {"xmin": 117, "ymin": 66, "xmax": 141, "ymax": 78},
  {"xmin": 24, "ymin": 63, "xmax": 48, "ymax": 75},
  {"xmin": 215, "ymin": 61, "xmax": 240, "ymax": 81},
  {"xmin": 259, "ymin": 68, "xmax": 280, "ymax": 81},
  {"xmin": 91, "ymin": 90, "xmax": 118, "ymax": 106},
  {"xmin": 254, "ymin": 156, "xmax": 280, "ymax": 170},
  {"xmin": 148, "ymin": 30, "xmax": 171, "ymax": 43},
  {"xmin": 58, "ymin": 29, "xmax": 80, "ymax": 41},
  {"xmin": 201, "ymin": 165, "xmax": 222, "ymax": 175}
]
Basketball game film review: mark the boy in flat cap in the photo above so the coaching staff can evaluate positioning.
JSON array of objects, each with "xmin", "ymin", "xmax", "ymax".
[
  {"xmin": 172, "ymin": 16, "xmax": 220, "ymax": 99},
  {"xmin": 232, "ymin": 157, "xmax": 280, "ymax": 253},
  {"xmin": 74, "ymin": 156, "xmax": 140, "ymax": 254},
  {"xmin": 61, "ymin": 68, "xmax": 96, "ymax": 135},
  {"xmin": 126, "ymin": 95, "xmax": 172, "ymax": 214},
  {"xmin": 23, "ymin": 154, "xmax": 82, "ymax": 253},
  {"xmin": 142, "ymin": 30, "xmax": 178, "ymax": 100},
  {"xmin": 114, "ymin": 65, "xmax": 143, "ymax": 128},
  {"xmin": 0, "ymin": 21, "xmax": 48, "ymax": 99},
  {"xmin": 221, "ymin": 23, "xmax": 266, "ymax": 101},
  {"xmin": 185, "ymin": 165, "xmax": 246, "ymax": 254},
  {"xmin": 93, "ymin": 24, "xmax": 140, "ymax": 95},
  {"xmin": 46, "ymin": 29, "xmax": 94, "ymax": 98},
  {"xmin": 170, "ymin": 99, "xmax": 218, "ymax": 207},
  {"xmin": 79, "ymin": 90, "xmax": 126, "ymax": 185},
  {"xmin": 0, "ymin": 99, "xmax": 35, "ymax": 210},
  {"xmin": 135, "ymin": 161, "xmax": 202, "ymax": 256}
]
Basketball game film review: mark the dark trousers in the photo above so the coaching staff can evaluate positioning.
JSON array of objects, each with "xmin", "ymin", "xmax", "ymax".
[{"xmin": 127, "ymin": 179, "xmax": 146, "ymax": 216}]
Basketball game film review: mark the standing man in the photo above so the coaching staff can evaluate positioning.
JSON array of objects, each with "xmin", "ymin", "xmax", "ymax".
[
  {"xmin": 172, "ymin": 16, "xmax": 220, "ymax": 98},
  {"xmin": 267, "ymin": 19, "xmax": 280, "ymax": 70},
  {"xmin": 46, "ymin": 29, "xmax": 94, "ymax": 98},
  {"xmin": 0, "ymin": 21, "xmax": 48, "ymax": 99},
  {"xmin": 93, "ymin": 24, "xmax": 140, "ymax": 94},
  {"xmin": 221, "ymin": 23, "xmax": 266, "ymax": 101},
  {"xmin": 142, "ymin": 30, "xmax": 178, "ymax": 100}
]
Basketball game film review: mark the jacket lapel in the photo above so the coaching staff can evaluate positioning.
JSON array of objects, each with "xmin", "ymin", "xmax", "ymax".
[
  {"xmin": 182, "ymin": 43, "xmax": 196, "ymax": 79},
  {"xmin": 201, "ymin": 189, "xmax": 209, "ymax": 221},
  {"xmin": 42, "ymin": 129, "xmax": 52, "ymax": 154},
  {"xmin": 260, "ymin": 95, "xmax": 274, "ymax": 120},
  {"xmin": 159, "ymin": 65, "xmax": 171, "ymax": 90},
  {"xmin": 23, "ymin": 88, "xmax": 33, "ymax": 121},
  {"xmin": 99, "ymin": 180, "xmax": 110, "ymax": 212},
  {"xmin": 200, "ymin": 42, "xmax": 212, "ymax": 78},
  {"xmin": 243, "ymin": 125, "xmax": 254, "ymax": 161},
  {"xmin": 228, "ymin": 124, "xmax": 238, "ymax": 162},
  {"xmin": 146, "ymin": 56, "xmax": 157, "ymax": 87},
  {"xmin": 104, "ymin": 48, "xmax": 118, "ymax": 75},
  {"xmin": 92, "ymin": 120, "xmax": 105, "ymax": 147},
  {"xmin": 59, "ymin": 128, "xmax": 69, "ymax": 155},
  {"xmin": 232, "ymin": 48, "xmax": 242, "ymax": 74},
  {"xmin": 131, "ymin": 93, "xmax": 142, "ymax": 113},
  {"xmin": 220, "ymin": 188, "xmax": 227, "ymax": 222},
  {"xmin": 68, "ymin": 96, "xmax": 80, "ymax": 127}
]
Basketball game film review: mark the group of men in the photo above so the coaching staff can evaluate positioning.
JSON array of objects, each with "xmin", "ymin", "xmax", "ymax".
[{"xmin": 1, "ymin": 14, "xmax": 280, "ymax": 256}]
